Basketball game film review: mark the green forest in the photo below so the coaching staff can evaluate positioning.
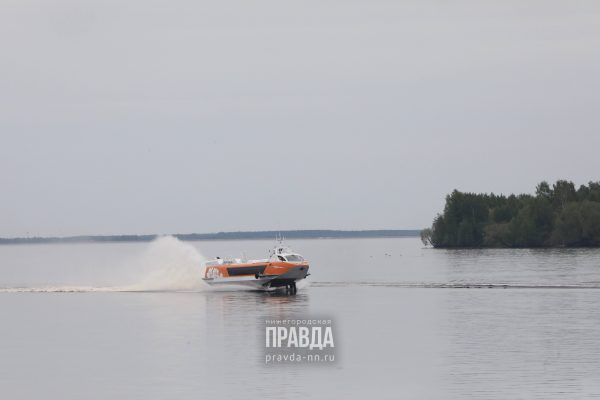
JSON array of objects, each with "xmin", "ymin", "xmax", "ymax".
[{"xmin": 421, "ymin": 180, "xmax": 600, "ymax": 248}]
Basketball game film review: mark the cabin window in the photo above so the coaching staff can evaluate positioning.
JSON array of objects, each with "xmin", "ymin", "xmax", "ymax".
[
  {"xmin": 285, "ymin": 255, "xmax": 304, "ymax": 261},
  {"xmin": 278, "ymin": 256, "xmax": 286, "ymax": 261}
]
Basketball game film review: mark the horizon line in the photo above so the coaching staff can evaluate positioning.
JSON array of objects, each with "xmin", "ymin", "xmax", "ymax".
[{"xmin": 0, "ymin": 229, "xmax": 421, "ymax": 244}]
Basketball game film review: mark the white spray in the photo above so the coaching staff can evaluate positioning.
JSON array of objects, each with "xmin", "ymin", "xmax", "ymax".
[{"xmin": 123, "ymin": 236, "xmax": 208, "ymax": 291}]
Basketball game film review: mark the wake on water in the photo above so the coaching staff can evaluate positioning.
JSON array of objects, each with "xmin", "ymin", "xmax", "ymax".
[{"xmin": 0, "ymin": 236, "xmax": 211, "ymax": 293}]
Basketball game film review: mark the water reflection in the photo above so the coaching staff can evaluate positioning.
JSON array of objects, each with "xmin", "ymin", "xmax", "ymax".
[{"xmin": 203, "ymin": 289, "xmax": 310, "ymax": 323}]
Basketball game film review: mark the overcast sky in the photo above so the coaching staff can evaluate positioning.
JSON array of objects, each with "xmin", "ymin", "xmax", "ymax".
[{"xmin": 1, "ymin": 0, "xmax": 599, "ymax": 237}]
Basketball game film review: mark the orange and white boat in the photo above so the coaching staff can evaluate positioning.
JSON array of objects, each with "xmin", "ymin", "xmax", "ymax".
[{"xmin": 202, "ymin": 242, "xmax": 309, "ymax": 293}]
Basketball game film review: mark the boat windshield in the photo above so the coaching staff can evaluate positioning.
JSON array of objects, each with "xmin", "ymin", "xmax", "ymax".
[{"xmin": 285, "ymin": 254, "xmax": 304, "ymax": 262}]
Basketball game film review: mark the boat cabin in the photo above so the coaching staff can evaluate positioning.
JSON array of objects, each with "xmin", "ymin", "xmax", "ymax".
[{"xmin": 269, "ymin": 245, "xmax": 305, "ymax": 263}]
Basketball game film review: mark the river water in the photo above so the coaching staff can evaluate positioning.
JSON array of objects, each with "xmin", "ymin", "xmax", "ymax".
[{"xmin": 1, "ymin": 237, "xmax": 600, "ymax": 399}]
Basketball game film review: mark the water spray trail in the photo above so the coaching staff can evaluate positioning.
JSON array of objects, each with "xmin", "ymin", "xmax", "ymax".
[{"xmin": 0, "ymin": 236, "xmax": 210, "ymax": 293}]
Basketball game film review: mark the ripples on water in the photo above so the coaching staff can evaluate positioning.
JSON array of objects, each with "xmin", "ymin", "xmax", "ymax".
[{"xmin": 1, "ymin": 237, "xmax": 600, "ymax": 399}]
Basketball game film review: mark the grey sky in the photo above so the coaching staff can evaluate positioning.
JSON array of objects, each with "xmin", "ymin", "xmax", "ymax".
[{"xmin": 1, "ymin": 0, "xmax": 599, "ymax": 237}]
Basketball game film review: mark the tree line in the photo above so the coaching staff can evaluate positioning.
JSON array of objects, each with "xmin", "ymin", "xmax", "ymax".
[{"xmin": 421, "ymin": 180, "xmax": 600, "ymax": 248}]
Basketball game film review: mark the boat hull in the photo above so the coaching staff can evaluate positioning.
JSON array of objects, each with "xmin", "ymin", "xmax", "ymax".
[{"xmin": 203, "ymin": 263, "xmax": 309, "ymax": 290}]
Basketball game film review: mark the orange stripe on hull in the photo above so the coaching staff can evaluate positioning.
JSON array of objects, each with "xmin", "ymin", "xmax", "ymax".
[{"xmin": 204, "ymin": 261, "xmax": 309, "ymax": 279}]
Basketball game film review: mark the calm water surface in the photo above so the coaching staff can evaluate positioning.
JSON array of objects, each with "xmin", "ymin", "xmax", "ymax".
[{"xmin": 1, "ymin": 237, "xmax": 600, "ymax": 399}]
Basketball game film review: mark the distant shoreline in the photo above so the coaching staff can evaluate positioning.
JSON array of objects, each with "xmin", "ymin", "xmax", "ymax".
[{"xmin": 0, "ymin": 229, "xmax": 420, "ymax": 245}]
